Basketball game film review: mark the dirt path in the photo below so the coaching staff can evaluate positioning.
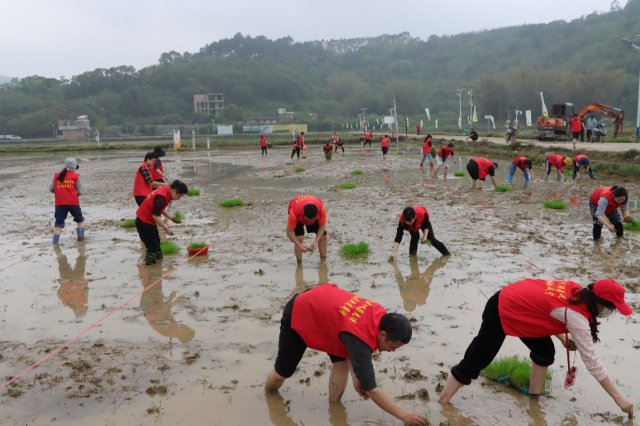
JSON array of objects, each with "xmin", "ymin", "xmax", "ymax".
[{"xmin": 0, "ymin": 146, "xmax": 638, "ymax": 425}]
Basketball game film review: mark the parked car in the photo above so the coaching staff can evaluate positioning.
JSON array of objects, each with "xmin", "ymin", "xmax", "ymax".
[{"xmin": 0, "ymin": 134, "xmax": 22, "ymax": 140}]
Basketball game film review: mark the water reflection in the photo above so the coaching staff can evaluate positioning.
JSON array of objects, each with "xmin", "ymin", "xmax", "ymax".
[
  {"xmin": 294, "ymin": 260, "xmax": 329, "ymax": 294},
  {"xmin": 264, "ymin": 393, "xmax": 349, "ymax": 426},
  {"xmin": 265, "ymin": 392, "xmax": 297, "ymax": 426},
  {"xmin": 138, "ymin": 266, "xmax": 195, "ymax": 344},
  {"xmin": 392, "ymin": 256, "xmax": 448, "ymax": 312},
  {"xmin": 54, "ymin": 245, "xmax": 88, "ymax": 319}
]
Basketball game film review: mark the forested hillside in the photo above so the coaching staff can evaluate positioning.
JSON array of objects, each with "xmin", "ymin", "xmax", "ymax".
[{"xmin": 1, "ymin": 0, "xmax": 640, "ymax": 138}]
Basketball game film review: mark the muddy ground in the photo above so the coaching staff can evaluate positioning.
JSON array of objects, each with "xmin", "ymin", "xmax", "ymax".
[{"xmin": 0, "ymin": 143, "xmax": 639, "ymax": 425}]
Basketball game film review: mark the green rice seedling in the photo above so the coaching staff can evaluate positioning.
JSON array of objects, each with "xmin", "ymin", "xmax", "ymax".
[
  {"xmin": 294, "ymin": 167, "xmax": 305, "ymax": 173},
  {"xmin": 480, "ymin": 355, "xmax": 551, "ymax": 393},
  {"xmin": 544, "ymin": 200, "xmax": 567, "ymax": 210},
  {"xmin": 494, "ymin": 184, "xmax": 512, "ymax": 192},
  {"xmin": 120, "ymin": 218, "xmax": 136, "ymax": 228},
  {"xmin": 340, "ymin": 242, "xmax": 370, "ymax": 258},
  {"xmin": 160, "ymin": 240, "xmax": 180, "ymax": 255},
  {"xmin": 187, "ymin": 188, "xmax": 201, "ymax": 196},
  {"xmin": 623, "ymin": 219, "xmax": 640, "ymax": 231},
  {"xmin": 351, "ymin": 169, "xmax": 364, "ymax": 175},
  {"xmin": 453, "ymin": 171, "xmax": 465, "ymax": 177},
  {"xmin": 338, "ymin": 183, "xmax": 357, "ymax": 190},
  {"xmin": 187, "ymin": 242, "xmax": 208, "ymax": 249},
  {"xmin": 218, "ymin": 198, "xmax": 245, "ymax": 208},
  {"xmin": 173, "ymin": 211, "xmax": 184, "ymax": 223}
]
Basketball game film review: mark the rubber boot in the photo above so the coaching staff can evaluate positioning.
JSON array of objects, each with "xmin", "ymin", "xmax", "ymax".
[
  {"xmin": 145, "ymin": 251, "xmax": 157, "ymax": 266},
  {"xmin": 76, "ymin": 228, "xmax": 85, "ymax": 241},
  {"xmin": 52, "ymin": 234, "xmax": 60, "ymax": 245}
]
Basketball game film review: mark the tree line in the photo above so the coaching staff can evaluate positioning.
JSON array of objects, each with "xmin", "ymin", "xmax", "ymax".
[{"xmin": 1, "ymin": 0, "xmax": 639, "ymax": 138}]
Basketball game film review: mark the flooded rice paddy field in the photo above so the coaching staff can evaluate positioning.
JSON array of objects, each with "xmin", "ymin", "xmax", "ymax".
[{"xmin": 0, "ymin": 144, "xmax": 639, "ymax": 425}]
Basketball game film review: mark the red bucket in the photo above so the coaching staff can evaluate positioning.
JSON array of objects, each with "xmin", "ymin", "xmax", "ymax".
[{"xmin": 187, "ymin": 245, "xmax": 209, "ymax": 256}]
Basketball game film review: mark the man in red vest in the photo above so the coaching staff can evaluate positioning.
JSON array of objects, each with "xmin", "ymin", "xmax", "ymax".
[
  {"xmin": 544, "ymin": 154, "xmax": 572, "ymax": 182},
  {"xmin": 133, "ymin": 152, "xmax": 168, "ymax": 206},
  {"xmin": 589, "ymin": 186, "xmax": 632, "ymax": 240},
  {"xmin": 572, "ymin": 154, "xmax": 595, "ymax": 180},
  {"xmin": 135, "ymin": 180, "xmax": 188, "ymax": 265},
  {"xmin": 286, "ymin": 194, "xmax": 327, "ymax": 262},
  {"xmin": 439, "ymin": 278, "xmax": 634, "ymax": 417},
  {"xmin": 466, "ymin": 157, "xmax": 499, "ymax": 190},
  {"xmin": 50, "ymin": 158, "xmax": 84, "ymax": 244},
  {"xmin": 265, "ymin": 283, "xmax": 427, "ymax": 425},
  {"xmin": 570, "ymin": 114, "xmax": 585, "ymax": 149}
]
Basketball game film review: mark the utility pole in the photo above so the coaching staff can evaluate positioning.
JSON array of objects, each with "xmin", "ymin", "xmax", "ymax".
[
  {"xmin": 393, "ymin": 95, "xmax": 399, "ymax": 145},
  {"xmin": 455, "ymin": 89, "xmax": 465, "ymax": 131},
  {"xmin": 622, "ymin": 37, "xmax": 640, "ymax": 142}
]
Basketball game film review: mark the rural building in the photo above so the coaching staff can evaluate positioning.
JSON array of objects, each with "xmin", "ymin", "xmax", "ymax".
[
  {"xmin": 56, "ymin": 115, "xmax": 91, "ymax": 139},
  {"xmin": 193, "ymin": 93, "xmax": 224, "ymax": 115}
]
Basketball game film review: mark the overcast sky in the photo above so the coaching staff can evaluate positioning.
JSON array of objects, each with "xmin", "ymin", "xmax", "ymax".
[{"xmin": 1, "ymin": 0, "xmax": 625, "ymax": 79}]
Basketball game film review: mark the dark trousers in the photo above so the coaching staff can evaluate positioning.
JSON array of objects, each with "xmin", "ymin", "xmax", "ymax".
[
  {"xmin": 261, "ymin": 146, "xmax": 268, "ymax": 156},
  {"xmin": 408, "ymin": 222, "xmax": 449, "ymax": 256},
  {"xmin": 590, "ymin": 201, "xmax": 623, "ymax": 240},
  {"xmin": 273, "ymin": 295, "xmax": 307, "ymax": 378},
  {"xmin": 135, "ymin": 218, "xmax": 161, "ymax": 255},
  {"xmin": 451, "ymin": 292, "xmax": 555, "ymax": 385},
  {"xmin": 291, "ymin": 147, "xmax": 300, "ymax": 159}
]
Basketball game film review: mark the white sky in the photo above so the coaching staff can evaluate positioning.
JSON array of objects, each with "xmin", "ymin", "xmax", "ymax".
[{"xmin": 1, "ymin": 0, "xmax": 626, "ymax": 79}]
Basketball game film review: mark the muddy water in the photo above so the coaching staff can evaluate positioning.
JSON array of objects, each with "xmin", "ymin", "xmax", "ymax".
[{"xmin": 0, "ymin": 146, "xmax": 638, "ymax": 425}]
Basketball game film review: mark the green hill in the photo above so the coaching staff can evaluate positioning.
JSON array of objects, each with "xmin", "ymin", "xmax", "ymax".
[{"xmin": 1, "ymin": 0, "xmax": 639, "ymax": 138}]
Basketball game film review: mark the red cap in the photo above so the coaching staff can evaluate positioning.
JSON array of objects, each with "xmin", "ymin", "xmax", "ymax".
[{"xmin": 593, "ymin": 279, "xmax": 633, "ymax": 316}]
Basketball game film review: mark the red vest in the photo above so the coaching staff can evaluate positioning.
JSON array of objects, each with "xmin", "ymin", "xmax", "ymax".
[
  {"xmin": 288, "ymin": 195, "xmax": 324, "ymax": 226},
  {"xmin": 570, "ymin": 117, "xmax": 582, "ymax": 132},
  {"xmin": 53, "ymin": 171, "xmax": 80, "ymax": 206},
  {"xmin": 547, "ymin": 154, "xmax": 565, "ymax": 170},
  {"xmin": 150, "ymin": 160, "xmax": 164, "ymax": 181},
  {"xmin": 513, "ymin": 156, "xmax": 528, "ymax": 170},
  {"xmin": 291, "ymin": 284, "xmax": 386, "ymax": 358},
  {"xmin": 398, "ymin": 206, "xmax": 429, "ymax": 233},
  {"xmin": 133, "ymin": 162, "xmax": 153, "ymax": 196},
  {"xmin": 260, "ymin": 136, "xmax": 267, "ymax": 147},
  {"xmin": 499, "ymin": 279, "xmax": 592, "ymax": 337},
  {"xmin": 323, "ymin": 144, "xmax": 333, "ymax": 153},
  {"xmin": 574, "ymin": 154, "xmax": 589, "ymax": 163},
  {"xmin": 381, "ymin": 137, "xmax": 390, "ymax": 148},
  {"xmin": 472, "ymin": 157, "xmax": 494, "ymax": 179},
  {"xmin": 422, "ymin": 138, "xmax": 432, "ymax": 154},
  {"xmin": 437, "ymin": 146, "xmax": 453, "ymax": 160},
  {"xmin": 590, "ymin": 187, "xmax": 623, "ymax": 215},
  {"xmin": 136, "ymin": 186, "xmax": 172, "ymax": 225}
]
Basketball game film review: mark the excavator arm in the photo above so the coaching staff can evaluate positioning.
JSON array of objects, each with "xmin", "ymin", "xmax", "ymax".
[{"xmin": 577, "ymin": 103, "xmax": 623, "ymax": 120}]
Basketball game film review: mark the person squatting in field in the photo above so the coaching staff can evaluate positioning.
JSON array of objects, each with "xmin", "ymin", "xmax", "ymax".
[
  {"xmin": 508, "ymin": 156, "xmax": 533, "ymax": 187},
  {"xmin": 466, "ymin": 157, "xmax": 499, "ymax": 190},
  {"xmin": 438, "ymin": 278, "xmax": 634, "ymax": 417},
  {"xmin": 286, "ymin": 194, "xmax": 327, "ymax": 263},
  {"xmin": 573, "ymin": 154, "xmax": 595, "ymax": 180},
  {"xmin": 265, "ymin": 283, "xmax": 428, "ymax": 426},
  {"xmin": 50, "ymin": 158, "xmax": 85, "ymax": 245},
  {"xmin": 544, "ymin": 154, "xmax": 572, "ymax": 182},
  {"xmin": 388, "ymin": 206, "xmax": 450, "ymax": 261},
  {"xmin": 135, "ymin": 180, "xmax": 188, "ymax": 265},
  {"xmin": 432, "ymin": 143, "xmax": 456, "ymax": 179},
  {"xmin": 589, "ymin": 186, "xmax": 633, "ymax": 241}
]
